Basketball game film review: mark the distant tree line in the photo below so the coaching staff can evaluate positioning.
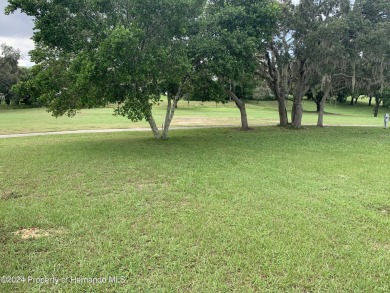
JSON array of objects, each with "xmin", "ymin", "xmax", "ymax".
[
  {"xmin": 4, "ymin": 0, "xmax": 390, "ymax": 137},
  {"xmin": 0, "ymin": 43, "xmax": 36, "ymax": 107}
]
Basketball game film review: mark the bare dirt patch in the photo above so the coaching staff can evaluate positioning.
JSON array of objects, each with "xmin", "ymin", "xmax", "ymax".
[
  {"xmin": 372, "ymin": 242, "xmax": 390, "ymax": 251},
  {"xmin": 173, "ymin": 117, "xmax": 238, "ymax": 126},
  {"xmin": 12, "ymin": 228, "xmax": 66, "ymax": 240},
  {"xmin": 378, "ymin": 206, "xmax": 390, "ymax": 215},
  {"xmin": 1, "ymin": 191, "xmax": 25, "ymax": 200}
]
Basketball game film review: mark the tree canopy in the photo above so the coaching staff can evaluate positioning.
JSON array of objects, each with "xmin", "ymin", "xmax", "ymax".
[
  {"xmin": 0, "ymin": 43, "xmax": 22, "ymax": 105},
  {"xmin": 6, "ymin": 0, "xmax": 280, "ymax": 137},
  {"xmin": 5, "ymin": 0, "xmax": 390, "ymax": 134},
  {"xmin": 258, "ymin": 0, "xmax": 390, "ymax": 128}
]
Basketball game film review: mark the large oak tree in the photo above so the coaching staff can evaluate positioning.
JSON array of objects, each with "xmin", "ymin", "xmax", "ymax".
[{"xmin": 6, "ymin": 0, "xmax": 205, "ymax": 139}]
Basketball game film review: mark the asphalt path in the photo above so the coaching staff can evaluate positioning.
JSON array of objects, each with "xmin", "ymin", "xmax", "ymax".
[
  {"xmin": 0, "ymin": 125, "xmax": 240, "ymax": 139},
  {"xmin": 0, "ymin": 124, "xmax": 383, "ymax": 139}
]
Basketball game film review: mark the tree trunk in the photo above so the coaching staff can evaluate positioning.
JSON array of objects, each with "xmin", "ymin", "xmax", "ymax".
[
  {"xmin": 374, "ymin": 98, "xmax": 381, "ymax": 117},
  {"xmin": 292, "ymin": 101, "xmax": 303, "ymax": 128},
  {"xmin": 291, "ymin": 103, "xmax": 296, "ymax": 124},
  {"xmin": 291, "ymin": 59, "xmax": 308, "ymax": 129},
  {"xmin": 350, "ymin": 95, "xmax": 355, "ymax": 105},
  {"xmin": 350, "ymin": 61, "xmax": 356, "ymax": 105},
  {"xmin": 4, "ymin": 95, "xmax": 11, "ymax": 105},
  {"xmin": 162, "ymin": 92, "xmax": 173, "ymax": 139},
  {"xmin": 291, "ymin": 82, "xmax": 305, "ymax": 129},
  {"xmin": 317, "ymin": 91, "xmax": 331, "ymax": 127},
  {"xmin": 276, "ymin": 64, "xmax": 289, "ymax": 126},
  {"xmin": 147, "ymin": 111, "xmax": 161, "ymax": 139},
  {"xmin": 228, "ymin": 90, "xmax": 249, "ymax": 130},
  {"xmin": 261, "ymin": 47, "xmax": 290, "ymax": 126},
  {"xmin": 317, "ymin": 101, "xmax": 325, "ymax": 127},
  {"xmin": 162, "ymin": 85, "xmax": 183, "ymax": 139},
  {"xmin": 316, "ymin": 100, "xmax": 321, "ymax": 112},
  {"xmin": 317, "ymin": 75, "xmax": 332, "ymax": 127},
  {"xmin": 277, "ymin": 97, "xmax": 288, "ymax": 126},
  {"xmin": 368, "ymin": 96, "xmax": 372, "ymax": 106}
]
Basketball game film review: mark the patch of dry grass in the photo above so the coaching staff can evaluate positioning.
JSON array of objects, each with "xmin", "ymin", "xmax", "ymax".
[{"xmin": 12, "ymin": 228, "xmax": 67, "ymax": 240}]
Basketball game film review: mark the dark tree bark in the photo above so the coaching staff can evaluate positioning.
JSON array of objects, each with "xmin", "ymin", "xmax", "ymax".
[
  {"xmin": 4, "ymin": 95, "xmax": 11, "ymax": 105},
  {"xmin": 291, "ymin": 60, "xmax": 309, "ymax": 129},
  {"xmin": 316, "ymin": 101, "xmax": 321, "ymax": 112},
  {"xmin": 277, "ymin": 98, "xmax": 289, "ymax": 126},
  {"xmin": 368, "ymin": 96, "xmax": 372, "ymax": 106},
  {"xmin": 374, "ymin": 97, "xmax": 381, "ymax": 117},
  {"xmin": 350, "ymin": 95, "xmax": 355, "ymax": 105},
  {"xmin": 292, "ymin": 99, "xmax": 303, "ymax": 128},
  {"xmin": 258, "ymin": 44, "xmax": 289, "ymax": 126},
  {"xmin": 306, "ymin": 89, "xmax": 321, "ymax": 112}
]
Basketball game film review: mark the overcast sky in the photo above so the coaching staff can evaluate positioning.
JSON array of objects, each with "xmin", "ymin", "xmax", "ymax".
[
  {"xmin": 0, "ymin": 2, "xmax": 34, "ymax": 67},
  {"xmin": 1, "ymin": 0, "xmax": 301, "ymax": 68}
]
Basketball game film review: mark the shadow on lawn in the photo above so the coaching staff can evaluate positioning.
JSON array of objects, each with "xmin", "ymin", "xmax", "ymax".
[{"xmin": 302, "ymin": 110, "xmax": 347, "ymax": 116}]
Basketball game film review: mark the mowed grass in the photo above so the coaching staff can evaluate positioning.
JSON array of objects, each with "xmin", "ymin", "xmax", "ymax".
[
  {"xmin": 0, "ymin": 127, "xmax": 389, "ymax": 292},
  {"xmin": 0, "ymin": 98, "xmax": 386, "ymax": 135}
]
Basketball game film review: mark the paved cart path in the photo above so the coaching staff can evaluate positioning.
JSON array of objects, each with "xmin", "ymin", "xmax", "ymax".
[
  {"xmin": 0, "ymin": 125, "xmax": 242, "ymax": 139},
  {"xmin": 0, "ymin": 124, "xmax": 383, "ymax": 139}
]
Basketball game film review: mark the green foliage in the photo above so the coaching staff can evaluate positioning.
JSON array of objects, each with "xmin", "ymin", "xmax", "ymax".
[
  {"xmin": 234, "ymin": 74, "xmax": 259, "ymax": 100},
  {"xmin": 196, "ymin": 0, "xmax": 278, "ymax": 82},
  {"xmin": 188, "ymin": 73, "xmax": 227, "ymax": 103},
  {"xmin": 6, "ymin": 0, "xmax": 207, "ymax": 122},
  {"xmin": 6, "ymin": 0, "xmax": 280, "ymax": 135},
  {"xmin": 379, "ymin": 89, "xmax": 390, "ymax": 108},
  {"xmin": 336, "ymin": 89, "xmax": 351, "ymax": 103},
  {"xmin": 0, "ymin": 43, "xmax": 21, "ymax": 105}
]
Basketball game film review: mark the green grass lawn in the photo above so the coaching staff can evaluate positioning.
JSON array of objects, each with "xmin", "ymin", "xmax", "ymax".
[
  {"xmin": 1, "ymin": 127, "xmax": 389, "ymax": 292},
  {"xmin": 0, "ymin": 99, "xmax": 387, "ymax": 135}
]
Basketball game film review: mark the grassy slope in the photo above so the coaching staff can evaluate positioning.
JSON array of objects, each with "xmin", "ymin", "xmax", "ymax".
[
  {"xmin": 0, "ymin": 99, "xmax": 386, "ymax": 135},
  {"xmin": 0, "ymin": 127, "xmax": 389, "ymax": 292}
]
